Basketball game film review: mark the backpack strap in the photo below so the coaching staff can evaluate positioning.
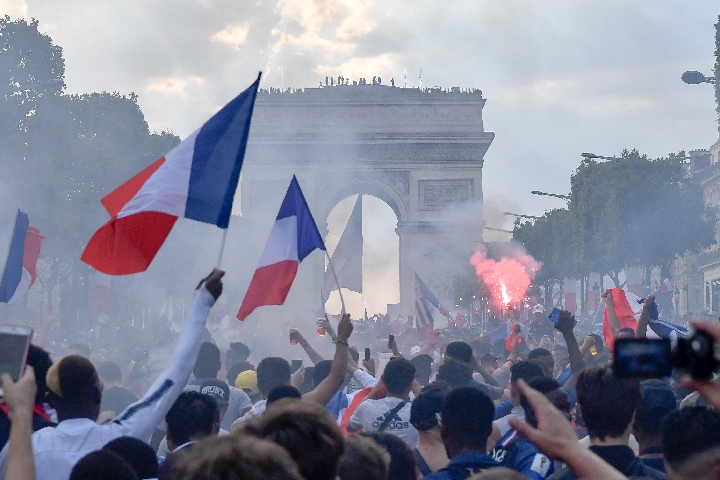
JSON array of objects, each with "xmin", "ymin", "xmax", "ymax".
[{"xmin": 377, "ymin": 401, "xmax": 407, "ymax": 432}]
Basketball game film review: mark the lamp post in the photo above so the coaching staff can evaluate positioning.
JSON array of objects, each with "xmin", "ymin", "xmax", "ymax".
[
  {"xmin": 503, "ymin": 212, "xmax": 540, "ymax": 220},
  {"xmin": 681, "ymin": 71, "xmax": 716, "ymax": 85},
  {"xmin": 581, "ymin": 152, "xmax": 629, "ymax": 163},
  {"xmin": 592, "ymin": 282, "xmax": 600, "ymax": 311},
  {"xmin": 531, "ymin": 191, "xmax": 570, "ymax": 200}
]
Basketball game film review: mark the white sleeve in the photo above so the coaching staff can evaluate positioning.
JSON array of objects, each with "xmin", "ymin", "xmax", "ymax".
[
  {"xmin": 110, "ymin": 286, "xmax": 215, "ymax": 441},
  {"xmin": 352, "ymin": 369, "xmax": 378, "ymax": 389}
]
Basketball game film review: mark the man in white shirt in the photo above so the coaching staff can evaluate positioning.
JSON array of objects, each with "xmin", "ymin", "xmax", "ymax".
[
  {"xmin": 0, "ymin": 270, "xmax": 224, "ymax": 480},
  {"xmin": 492, "ymin": 361, "xmax": 545, "ymax": 440},
  {"xmin": 347, "ymin": 357, "xmax": 419, "ymax": 447}
]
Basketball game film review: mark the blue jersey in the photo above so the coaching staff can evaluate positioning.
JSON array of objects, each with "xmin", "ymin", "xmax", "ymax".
[{"xmin": 491, "ymin": 429, "xmax": 554, "ymax": 480}]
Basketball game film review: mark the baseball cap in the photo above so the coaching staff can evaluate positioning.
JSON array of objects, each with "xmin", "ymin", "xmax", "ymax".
[
  {"xmin": 234, "ymin": 369, "xmax": 259, "ymax": 396},
  {"xmin": 532, "ymin": 304, "xmax": 545, "ymax": 314},
  {"xmin": 200, "ymin": 379, "xmax": 230, "ymax": 406}
]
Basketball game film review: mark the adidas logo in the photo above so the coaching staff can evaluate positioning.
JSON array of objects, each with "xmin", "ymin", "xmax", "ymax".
[{"xmin": 371, "ymin": 409, "xmax": 410, "ymax": 430}]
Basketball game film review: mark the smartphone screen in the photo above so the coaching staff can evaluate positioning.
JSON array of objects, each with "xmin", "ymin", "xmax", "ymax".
[
  {"xmin": 613, "ymin": 338, "xmax": 672, "ymax": 378},
  {"xmin": 364, "ymin": 348, "xmax": 371, "ymax": 361},
  {"xmin": 0, "ymin": 325, "xmax": 33, "ymax": 393},
  {"xmin": 388, "ymin": 334, "xmax": 394, "ymax": 349},
  {"xmin": 291, "ymin": 359, "xmax": 302, "ymax": 373}
]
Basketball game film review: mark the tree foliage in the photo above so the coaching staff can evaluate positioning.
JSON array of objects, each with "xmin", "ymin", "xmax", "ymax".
[{"xmin": 514, "ymin": 149, "xmax": 716, "ymax": 287}]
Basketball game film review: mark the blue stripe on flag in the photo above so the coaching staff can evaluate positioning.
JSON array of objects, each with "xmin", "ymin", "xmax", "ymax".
[
  {"xmin": 0, "ymin": 210, "xmax": 29, "ymax": 303},
  {"xmin": 185, "ymin": 74, "xmax": 260, "ymax": 228},
  {"xmin": 276, "ymin": 176, "xmax": 325, "ymax": 262},
  {"xmin": 649, "ymin": 320, "xmax": 688, "ymax": 339}
]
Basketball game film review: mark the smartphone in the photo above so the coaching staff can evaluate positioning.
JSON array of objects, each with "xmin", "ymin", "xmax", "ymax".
[
  {"xmin": 388, "ymin": 334, "xmax": 394, "ymax": 349},
  {"xmin": 613, "ymin": 338, "xmax": 672, "ymax": 378},
  {"xmin": 0, "ymin": 325, "xmax": 33, "ymax": 395},
  {"xmin": 291, "ymin": 359, "xmax": 302, "ymax": 373},
  {"xmin": 364, "ymin": 348, "xmax": 371, "ymax": 362}
]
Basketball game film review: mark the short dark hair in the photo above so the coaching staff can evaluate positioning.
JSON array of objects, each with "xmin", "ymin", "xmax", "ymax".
[
  {"xmin": 636, "ymin": 379, "xmax": 676, "ymax": 436},
  {"xmin": 441, "ymin": 386, "xmax": 494, "ymax": 450},
  {"xmin": 361, "ymin": 432, "xmax": 416, "ymax": 480},
  {"xmin": 193, "ymin": 342, "xmax": 221, "ymax": 379},
  {"xmin": 436, "ymin": 359, "xmax": 473, "ymax": 389},
  {"xmin": 382, "ymin": 358, "xmax": 416, "ymax": 395},
  {"xmin": 47, "ymin": 355, "xmax": 99, "ymax": 403},
  {"xmin": 225, "ymin": 342, "xmax": 250, "ymax": 367},
  {"xmin": 445, "ymin": 341, "xmax": 474, "ymax": 363},
  {"xmin": 510, "ymin": 361, "xmax": 544, "ymax": 385},
  {"xmin": 256, "ymin": 357, "xmax": 291, "ymax": 396},
  {"xmin": 520, "ymin": 377, "xmax": 569, "ymax": 428},
  {"xmin": 26, "ymin": 344, "xmax": 52, "ymax": 404},
  {"xmin": 69, "ymin": 450, "xmax": 138, "ymax": 480},
  {"xmin": 576, "ymin": 366, "xmax": 641, "ymax": 441},
  {"xmin": 411, "ymin": 354, "xmax": 434, "ymax": 386},
  {"xmin": 410, "ymin": 387, "xmax": 445, "ymax": 431},
  {"xmin": 165, "ymin": 391, "xmax": 219, "ymax": 446},
  {"xmin": 338, "ymin": 435, "xmax": 390, "ymax": 480},
  {"xmin": 267, "ymin": 385, "xmax": 302, "ymax": 405},
  {"xmin": 103, "ymin": 436, "xmax": 159, "ymax": 479},
  {"xmin": 97, "ymin": 361, "xmax": 122, "ymax": 384},
  {"xmin": 313, "ymin": 359, "xmax": 333, "ymax": 386},
  {"xmin": 527, "ymin": 348, "xmax": 552, "ymax": 360},
  {"xmin": 227, "ymin": 360, "xmax": 255, "ymax": 385},
  {"xmin": 662, "ymin": 406, "xmax": 720, "ymax": 468},
  {"xmin": 67, "ymin": 343, "xmax": 91, "ymax": 357}
]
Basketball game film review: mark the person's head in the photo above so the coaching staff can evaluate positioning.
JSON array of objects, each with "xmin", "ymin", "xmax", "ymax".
[
  {"xmin": 67, "ymin": 343, "xmax": 91, "ymax": 358},
  {"xmin": 97, "ymin": 360, "xmax": 122, "ymax": 385},
  {"xmin": 662, "ymin": 406, "xmax": 720, "ymax": 480},
  {"xmin": 361, "ymin": 432, "xmax": 416, "ymax": 480},
  {"xmin": 480, "ymin": 353, "xmax": 499, "ymax": 371},
  {"xmin": 444, "ymin": 341, "xmax": 474, "ymax": 364},
  {"xmin": 26, "ymin": 344, "xmax": 52, "ymax": 405},
  {"xmin": 382, "ymin": 357, "xmax": 416, "ymax": 396},
  {"xmin": 103, "ymin": 436, "xmax": 159, "ymax": 480},
  {"xmin": 576, "ymin": 366, "xmax": 641, "ymax": 441},
  {"xmin": 256, "ymin": 357, "xmax": 291, "ymax": 398},
  {"xmin": 617, "ymin": 327, "xmax": 636, "ymax": 339},
  {"xmin": 313, "ymin": 359, "xmax": 333, "ymax": 388},
  {"xmin": 410, "ymin": 386, "xmax": 445, "ymax": 433},
  {"xmin": 200, "ymin": 378, "xmax": 231, "ymax": 420},
  {"xmin": 227, "ymin": 360, "xmax": 255, "ymax": 385},
  {"xmin": 440, "ymin": 386, "xmax": 494, "ymax": 458},
  {"xmin": 193, "ymin": 342, "xmax": 221, "ymax": 379},
  {"xmin": 338, "ymin": 434, "xmax": 391, "ymax": 480},
  {"xmin": 527, "ymin": 348, "xmax": 554, "ymax": 374},
  {"xmin": 520, "ymin": 377, "xmax": 571, "ymax": 428},
  {"xmin": 243, "ymin": 399, "xmax": 344, "ymax": 480},
  {"xmin": 532, "ymin": 304, "xmax": 545, "ymax": 322},
  {"xmin": 165, "ymin": 391, "xmax": 219, "ymax": 451},
  {"xmin": 634, "ymin": 379, "xmax": 677, "ymax": 442},
  {"xmin": 411, "ymin": 354, "xmax": 433, "ymax": 386},
  {"xmin": 435, "ymin": 359, "xmax": 473, "ymax": 389},
  {"xmin": 235, "ymin": 369, "xmax": 260, "ymax": 400},
  {"xmin": 266, "ymin": 384, "xmax": 302, "ymax": 406},
  {"xmin": 225, "ymin": 341, "xmax": 250, "ymax": 368},
  {"xmin": 509, "ymin": 361, "xmax": 544, "ymax": 402},
  {"xmin": 173, "ymin": 434, "xmax": 303, "ymax": 480},
  {"xmin": 45, "ymin": 355, "xmax": 102, "ymax": 421},
  {"xmin": 69, "ymin": 450, "xmax": 138, "ymax": 480}
]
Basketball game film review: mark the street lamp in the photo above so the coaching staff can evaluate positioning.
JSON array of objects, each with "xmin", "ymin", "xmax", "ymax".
[
  {"xmin": 503, "ymin": 212, "xmax": 540, "ymax": 220},
  {"xmin": 581, "ymin": 152, "xmax": 628, "ymax": 163},
  {"xmin": 681, "ymin": 71, "xmax": 715, "ymax": 85},
  {"xmin": 531, "ymin": 190, "xmax": 570, "ymax": 200},
  {"xmin": 484, "ymin": 226, "xmax": 513, "ymax": 233}
]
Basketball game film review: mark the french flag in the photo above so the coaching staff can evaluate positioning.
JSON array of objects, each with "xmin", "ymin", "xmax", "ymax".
[
  {"xmin": 237, "ymin": 176, "xmax": 325, "ymax": 321},
  {"xmin": 0, "ymin": 210, "xmax": 44, "ymax": 303},
  {"xmin": 603, "ymin": 287, "xmax": 639, "ymax": 351},
  {"xmin": 81, "ymin": 74, "xmax": 260, "ymax": 275}
]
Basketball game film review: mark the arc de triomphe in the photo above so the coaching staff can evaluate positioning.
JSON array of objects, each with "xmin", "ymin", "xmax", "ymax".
[{"xmin": 232, "ymin": 84, "xmax": 494, "ymax": 323}]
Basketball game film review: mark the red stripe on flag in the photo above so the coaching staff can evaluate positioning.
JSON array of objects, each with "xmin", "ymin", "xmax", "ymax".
[
  {"xmin": 101, "ymin": 157, "xmax": 166, "ymax": 217},
  {"xmin": 81, "ymin": 211, "xmax": 177, "ymax": 275},
  {"xmin": 237, "ymin": 260, "xmax": 299, "ymax": 321},
  {"xmin": 23, "ymin": 226, "xmax": 44, "ymax": 287},
  {"xmin": 603, "ymin": 288, "xmax": 638, "ymax": 351}
]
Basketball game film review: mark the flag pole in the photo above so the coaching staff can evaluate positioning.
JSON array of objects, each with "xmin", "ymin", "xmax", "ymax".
[
  {"xmin": 216, "ymin": 229, "xmax": 228, "ymax": 269},
  {"xmin": 325, "ymin": 250, "xmax": 346, "ymax": 315}
]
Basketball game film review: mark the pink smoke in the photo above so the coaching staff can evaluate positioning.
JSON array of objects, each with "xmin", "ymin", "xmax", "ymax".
[{"xmin": 470, "ymin": 244, "xmax": 541, "ymax": 309}]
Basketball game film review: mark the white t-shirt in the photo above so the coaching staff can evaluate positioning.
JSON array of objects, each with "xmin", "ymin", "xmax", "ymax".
[
  {"xmin": 494, "ymin": 406, "xmax": 525, "ymax": 437},
  {"xmin": 348, "ymin": 397, "xmax": 418, "ymax": 447}
]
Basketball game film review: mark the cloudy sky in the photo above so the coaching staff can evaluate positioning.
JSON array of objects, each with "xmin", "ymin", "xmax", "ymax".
[{"xmin": 2, "ymin": 0, "xmax": 719, "ymax": 313}]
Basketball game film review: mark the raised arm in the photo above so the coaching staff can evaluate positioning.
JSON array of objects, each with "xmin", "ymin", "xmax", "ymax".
[
  {"xmin": 602, "ymin": 290, "xmax": 620, "ymax": 339},
  {"xmin": 2, "ymin": 367, "xmax": 37, "ymax": 480},
  {"xmin": 290, "ymin": 329, "xmax": 325, "ymax": 365},
  {"xmin": 303, "ymin": 314, "xmax": 353, "ymax": 406},
  {"xmin": 554, "ymin": 311, "xmax": 585, "ymax": 375},
  {"xmin": 112, "ymin": 270, "xmax": 222, "ymax": 441},
  {"xmin": 636, "ymin": 295, "xmax": 654, "ymax": 339}
]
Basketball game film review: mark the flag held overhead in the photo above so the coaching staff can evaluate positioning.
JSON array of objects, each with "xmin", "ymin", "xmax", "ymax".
[
  {"xmin": 82, "ymin": 73, "xmax": 261, "ymax": 275},
  {"xmin": 237, "ymin": 176, "xmax": 325, "ymax": 321},
  {"xmin": 0, "ymin": 210, "xmax": 44, "ymax": 304}
]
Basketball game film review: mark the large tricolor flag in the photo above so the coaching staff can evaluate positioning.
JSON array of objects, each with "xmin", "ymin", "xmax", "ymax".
[
  {"xmin": 237, "ymin": 176, "xmax": 325, "ymax": 320},
  {"xmin": 415, "ymin": 274, "xmax": 451, "ymax": 330},
  {"xmin": 603, "ymin": 287, "xmax": 639, "ymax": 351},
  {"xmin": 82, "ymin": 74, "xmax": 261, "ymax": 275},
  {"xmin": 0, "ymin": 211, "xmax": 44, "ymax": 303}
]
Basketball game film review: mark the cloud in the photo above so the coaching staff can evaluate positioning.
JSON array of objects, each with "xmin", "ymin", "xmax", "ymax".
[
  {"xmin": 0, "ymin": 0, "xmax": 27, "ymax": 18},
  {"xmin": 211, "ymin": 23, "xmax": 250, "ymax": 50},
  {"xmin": 146, "ymin": 76, "xmax": 203, "ymax": 94}
]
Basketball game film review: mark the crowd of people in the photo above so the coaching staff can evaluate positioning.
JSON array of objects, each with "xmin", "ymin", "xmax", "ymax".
[{"xmin": 1, "ymin": 269, "xmax": 720, "ymax": 480}]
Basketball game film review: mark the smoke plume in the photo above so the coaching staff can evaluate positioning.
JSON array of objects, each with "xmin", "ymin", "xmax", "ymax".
[{"xmin": 470, "ymin": 242, "xmax": 541, "ymax": 308}]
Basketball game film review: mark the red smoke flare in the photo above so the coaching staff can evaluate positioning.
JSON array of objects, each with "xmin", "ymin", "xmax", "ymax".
[{"xmin": 470, "ymin": 244, "xmax": 541, "ymax": 309}]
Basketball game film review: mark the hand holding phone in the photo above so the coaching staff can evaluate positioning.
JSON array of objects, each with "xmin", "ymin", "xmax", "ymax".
[
  {"xmin": 364, "ymin": 348, "xmax": 371, "ymax": 362},
  {"xmin": 0, "ymin": 325, "xmax": 33, "ymax": 396}
]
